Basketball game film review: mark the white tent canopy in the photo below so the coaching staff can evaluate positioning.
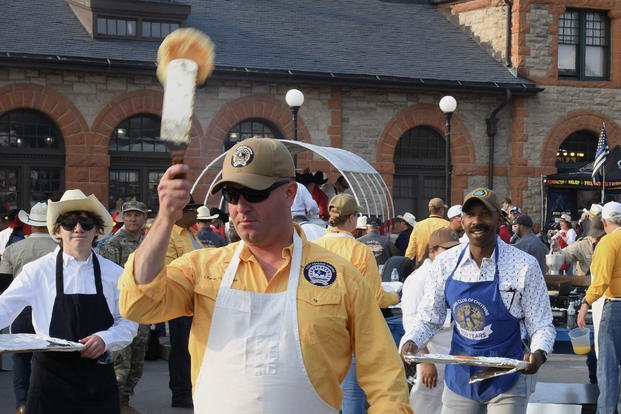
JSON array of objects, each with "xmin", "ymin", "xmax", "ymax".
[{"xmin": 191, "ymin": 140, "xmax": 394, "ymax": 220}]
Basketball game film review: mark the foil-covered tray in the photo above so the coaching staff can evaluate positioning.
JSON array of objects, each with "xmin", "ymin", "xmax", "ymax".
[
  {"xmin": 0, "ymin": 333, "xmax": 85, "ymax": 353},
  {"xmin": 403, "ymin": 353, "xmax": 529, "ymax": 383}
]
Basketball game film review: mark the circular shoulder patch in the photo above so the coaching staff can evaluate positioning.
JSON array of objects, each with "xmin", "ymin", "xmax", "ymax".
[
  {"xmin": 303, "ymin": 261, "xmax": 337, "ymax": 287},
  {"xmin": 231, "ymin": 145, "xmax": 254, "ymax": 167}
]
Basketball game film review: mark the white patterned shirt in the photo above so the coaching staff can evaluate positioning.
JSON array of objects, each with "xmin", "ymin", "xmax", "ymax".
[{"xmin": 404, "ymin": 237, "xmax": 555, "ymax": 354}]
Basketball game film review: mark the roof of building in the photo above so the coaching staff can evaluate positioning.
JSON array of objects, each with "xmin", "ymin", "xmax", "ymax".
[{"xmin": 0, "ymin": 0, "xmax": 538, "ymax": 93}]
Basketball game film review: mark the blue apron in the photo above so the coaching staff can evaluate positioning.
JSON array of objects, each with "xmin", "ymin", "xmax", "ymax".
[{"xmin": 444, "ymin": 244, "xmax": 522, "ymax": 401}]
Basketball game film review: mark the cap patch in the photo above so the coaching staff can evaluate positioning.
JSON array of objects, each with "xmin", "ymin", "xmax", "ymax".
[
  {"xmin": 303, "ymin": 262, "xmax": 337, "ymax": 287},
  {"xmin": 231, "ymin": 145, "xmax": 254, "ymax": 168},
  {"xmin": 472, "ymin": 188, "xmax": 488, "ymax": 198}
]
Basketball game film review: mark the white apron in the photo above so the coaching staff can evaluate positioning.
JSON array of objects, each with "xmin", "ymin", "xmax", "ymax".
[{"xmin": 193, "ymin": 231, "xmax": 337, "ymax": 414}]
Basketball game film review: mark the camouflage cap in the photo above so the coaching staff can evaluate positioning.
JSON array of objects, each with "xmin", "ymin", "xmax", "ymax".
[{"xmin": 122, "ymin": 200, "xmax": 147, "ymax": 214}]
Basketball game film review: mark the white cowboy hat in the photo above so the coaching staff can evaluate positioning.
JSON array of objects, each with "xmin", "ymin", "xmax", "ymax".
[
  {"xmin": 197, "ymin": 206, "xmax": 219, "ymax": 221},
  {"xmin": 47, "ymin": 189, "xmax": 113, "ymax": 239},
  {"xmin": 397, "ymin": 212, "xmax": 416, "ymax": 228},
  {"xmin": 18, "ymin": 202, "xmax": 48, "ymax": 227}
]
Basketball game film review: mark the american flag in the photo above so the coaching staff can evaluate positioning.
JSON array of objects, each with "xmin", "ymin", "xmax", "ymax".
[{"xmin": 592, "ymin": 123, "xmax": 609, "ymax": 183}]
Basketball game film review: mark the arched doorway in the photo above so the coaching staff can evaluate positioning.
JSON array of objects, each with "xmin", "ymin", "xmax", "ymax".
[
  {"xmin": 393, "ymin": 126, "xmax": 445, "ymax": 217},
  {"xmin": 224, "ymin": 118, "xmax": 284, "ymax": 151},
  {"xmin": 108, "ymin": 114, "xmax": 170, "ymax": 212},
  {"xmin": 0, "ymin": 109, "xmax": 65, "ymax": 212},
  {"xmin": 547, "ymin": 129, "xmax": 599, "ymax": 221}
]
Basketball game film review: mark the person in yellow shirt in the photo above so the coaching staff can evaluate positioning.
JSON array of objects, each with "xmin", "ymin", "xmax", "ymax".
[
  {"xmin": 405, "ymin": 198, "xmax": 449, "ymax": 265},
  {"xmin": 578, "ymin": 201, "xmax": 621, "ymax": 413},
  {"xmin": 314, "ymin": 193, "xmax": 400, "ymax": 414},
  {"xmin": 165, "ymin": 196, "xmax": 205, "ymax": 409},
  {"xmin": 118, "ymin": 137, "xmax": 411, "ymax": 414}
]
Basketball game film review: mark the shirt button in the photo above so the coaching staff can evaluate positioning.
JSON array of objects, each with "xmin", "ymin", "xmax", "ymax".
[{"xmin": 312, "ymin": 298, "xmax": 318, "ymax": 303}]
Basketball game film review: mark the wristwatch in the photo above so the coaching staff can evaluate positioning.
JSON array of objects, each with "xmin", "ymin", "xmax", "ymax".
[
  {"xmin": 536, "ymin": 350, "xmax": 548, "ymax": 363},
  {"xmin": 581, "ymin": 298, "xmax": 590, "ymax": 308}
]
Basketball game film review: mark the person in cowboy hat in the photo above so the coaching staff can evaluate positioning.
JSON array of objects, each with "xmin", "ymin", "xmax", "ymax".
[
  {"xmin": 196, "ymin": 206, "xmax": 227, "ymax": 247},
  {"xmin": 119, "ymin": 137, "xmax": 411, "ymax": 413},
  {"xmin": 392, "ymin": 212, "xmax": 416, "ymax": 256},
  {"xmin": 0, "ymin": 202, "xmax": 58, "ymax": 414},
  {"xmin": 0, "ymin": 189, "xmax": 137, "ymax": 414}
]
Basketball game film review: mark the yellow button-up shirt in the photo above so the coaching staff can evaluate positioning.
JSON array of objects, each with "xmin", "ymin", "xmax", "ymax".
[
  {"xmin": 166, "ymin": 225, "xmax": 206, "ymax": 264},
  {"xmin": 586, "ymin": 228, "xmax": 621, "ymax": 304},
  {"xmin": 405, "ymin": 215, "xmax": 449, "ymax": 263},
  {"xmin": 313, "ymin": 228, "xmax": 399, "ymax": 308},
  {"xmin": 118, "ymin": 228, "xmax": 411, "ymax": 413}
]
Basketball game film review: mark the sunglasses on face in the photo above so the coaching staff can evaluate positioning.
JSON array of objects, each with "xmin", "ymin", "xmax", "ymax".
[
  {"xmin": 60, "ymin": 215, "xmax": 96, "ymax": 231},
  {"xmin": 222, "ymin": 181, "xmax": 289, "ymax": 205}
]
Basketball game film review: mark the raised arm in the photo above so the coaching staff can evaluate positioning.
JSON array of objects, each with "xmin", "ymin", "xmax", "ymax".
[{"xmin": 133, "ymin": 164, "xmax": 191, "ymax": 285}]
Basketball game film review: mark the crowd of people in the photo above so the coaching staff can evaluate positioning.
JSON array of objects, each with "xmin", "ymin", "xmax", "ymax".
[{"xmin": 0, "ymin": 136, "xmax": 619, "ymax": 413}]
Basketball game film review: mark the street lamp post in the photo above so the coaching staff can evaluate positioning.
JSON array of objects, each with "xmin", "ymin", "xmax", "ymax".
[
  {"xmin": 286, "ymin": 88, "xmax": 304, "ymax": 165},
  {"xmin": 439, "ymin": 95, "xmax": 457, "ymax": 205}
]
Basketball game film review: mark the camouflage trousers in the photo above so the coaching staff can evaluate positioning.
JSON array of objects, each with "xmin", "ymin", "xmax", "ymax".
[{"xmin": 114, "ymin": 323, "xmax": 151, "ymax": 397}]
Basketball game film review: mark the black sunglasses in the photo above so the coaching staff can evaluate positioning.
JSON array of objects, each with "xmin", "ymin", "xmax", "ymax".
[
  {"xmin": 60, "ymin": 215, "xmax": 96, "ymax": 231},
  {"xmin": 222, "ymin": 181, "xmax": 289, "ymax": 205}
]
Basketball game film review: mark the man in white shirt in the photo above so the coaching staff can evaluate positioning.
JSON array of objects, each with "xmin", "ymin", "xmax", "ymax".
[
  {"xmin": 0, "ymin": 189, "xmax": 137, "ymax": 414},
  {"xmin": 291, "ymin": 182, "xmax": 320, "ymax": 218},
  {"xmin": 401, "ymin": 227, "xmax": 459, "ymax": 414},
  {"xmin": 400, "ymin": 187, "xmax": 555, "ymax": 414}
]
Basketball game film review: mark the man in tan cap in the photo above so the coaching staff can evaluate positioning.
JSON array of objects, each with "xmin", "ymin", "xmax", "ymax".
[
  {"xmin": 401, "ymin": 187, "xmax": 555, "ymax": 414},
  {"xmin": 119, "ymin": 137, "xmax": 411, "ymax": 413},
  {"xmin": 0, "ymin": 202, "xmax": 57, "ymax": 413},
  {"xmin": 314, "ymin": 194, "xmax": 400, "ymax": 413},
  {"xmin": 0, "ymin": 189, "xmax": 137, "ymax": 414},
  {"xmin": 405, "ymin": 197, "xmax": 449, "ymax": 265}
]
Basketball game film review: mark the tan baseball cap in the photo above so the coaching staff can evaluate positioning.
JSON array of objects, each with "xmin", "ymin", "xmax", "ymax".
[
  {"xmin": 429, "ymin": 227, "xmax": 460, "ymax": 249},
  {"xmin": 211, "ymin": 137, "xmax": 295, "ymax": 194},
  {"xmin": 463, "ymin": 187, "xmax": 501, "ymax": 213},
  {"xmin": 428, "ymin": 197, "xmax": 448, "ymax": 209},
  {"xmin": 329, "ymin": 194, "xmax": 360, "ymax": 216}
]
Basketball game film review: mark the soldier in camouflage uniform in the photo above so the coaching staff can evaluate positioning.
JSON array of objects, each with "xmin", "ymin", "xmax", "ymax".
[{"xmin": 99, "ymin": 201, "xmax": 150, "ymax": 414}]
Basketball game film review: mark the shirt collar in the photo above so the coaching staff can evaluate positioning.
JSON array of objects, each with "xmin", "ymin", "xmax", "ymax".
[
  {"xmin": 61, "ymin": 249, "xmax": 93, "ymax": 266},
  {"xmin": 28, "ymin": 233, "xmax": 54, "ymax": 239},
  {"xmin": 460, "ymin": 236, "xmax": 501, "ymax": 269}
]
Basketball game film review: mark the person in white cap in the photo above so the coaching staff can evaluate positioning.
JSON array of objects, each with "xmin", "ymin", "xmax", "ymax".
[
  {"xmin": 447, "ymin": 205, "xmax": 464, "ymax": 238},
  {"xmin": 0, "ymin": 189, "xmax": 137, "ymax": 414},
  {"xmin": 0, "ymin": 202, "xmax": 58, "ymax": 414},
  {"xmin": 578, "ymin": 201, "xmax": 621, "ymax": 413},
  {"xmin": 119, "ymin": 137, "xmax": 411, "ymax": 413},
  {"xmin": 392, "ymin": 212, "xmax": 416, "ymax": 256}
]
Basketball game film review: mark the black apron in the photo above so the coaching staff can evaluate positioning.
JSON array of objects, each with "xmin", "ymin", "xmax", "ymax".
[{"xmin": 25, "ymin": 249, "xmax": 119, "ymax": 414}]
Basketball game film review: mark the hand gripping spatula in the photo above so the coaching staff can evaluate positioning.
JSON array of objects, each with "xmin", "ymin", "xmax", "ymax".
[{"xmin": 157, "ymin": 28, "xmax": 215, "ymax": 166}]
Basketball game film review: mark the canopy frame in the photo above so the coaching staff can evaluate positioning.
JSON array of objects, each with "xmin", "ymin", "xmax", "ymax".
[{"xmin": 191, "ymin": 140, "xmax": 394, "ymax": 220}]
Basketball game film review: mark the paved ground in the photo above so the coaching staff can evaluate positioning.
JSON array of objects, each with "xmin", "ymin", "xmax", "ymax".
[{"xmin": 0, "ymin": 352, "xmax": 593, "ymax": 413}]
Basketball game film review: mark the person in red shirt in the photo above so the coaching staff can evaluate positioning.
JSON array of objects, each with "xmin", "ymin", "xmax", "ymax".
[{"xmin": 302, "ymin": 171, "xmax": 329, "ymax": 220}]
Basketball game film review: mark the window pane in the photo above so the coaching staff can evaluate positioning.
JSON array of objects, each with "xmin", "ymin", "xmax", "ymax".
[
  {"xmin": 127, "ymin": 20, "xmax": 136, "ymax": 36},
  {"xmin": 559, "ymin": 11, "xmax": 578, "ymax": 44},
  {"xmin": 585, "ymin": 12, "xmax": 606, "ymax": 46},
  {"xmin": 97, "ymin": 18, "xmax": 106, "ymax": 34},
  {"xmin": 29, "ymin": 167, "xmax": 63, "ymax": 206},
  {"xmin": 152, "ymin": 23, "xmax": 160, "ymax": 38},
  {"xmin": 0, "ymin": 167, "xmax": 19, "ymax": 213},
  {"xmin": 162, "ymin": 23, "xmax": 170, "ymax": 36},
  {"xmin": 558, "ymin": 44, "xmax": 577, "ymax": 71},
  {"xmin": 585, "ymin": 46, "xmax": 605, "ymax": 77},
  {"xmin": 109, "ymin": 170, "xmax": 140, "ymax": 211},
  {"xmin": 110, "ymin": 115, "xmax": 165, "ymax": 153},
  {"xmin": 142, "ymin": 21, "xmax": 151, "ymax": 37},
  {"xmin": 148, "ymin": 171, "xmax": 165, "ymax": 211},
  {"xmin": 118, "ymin": 20, "xmax": 127, "ymax": 36},
  {"xmin": 395, "ymin": 126, "xmax": 445, "ymax": 164},
  {"xmin": 225, "ymin": 119, "xmax": 283, "ymax": 151},
  {"xmin": 0, "ymin": 109, "xmax": 61, "ymax": 149}
]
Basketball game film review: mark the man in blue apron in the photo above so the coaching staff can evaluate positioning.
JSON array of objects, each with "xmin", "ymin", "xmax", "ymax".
[
  {"xmin": 0, "ymin": 189, "xmax": 138, "ymax": 414},
  {"xmin": 401, "ymin": 187, "xmax": 555, "ymax": 413}
]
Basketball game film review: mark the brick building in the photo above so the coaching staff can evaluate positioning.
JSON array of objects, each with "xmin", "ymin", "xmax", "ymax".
[{"xmin": 0, "ymin": 0, "xmax": 619, "ymax": 225}]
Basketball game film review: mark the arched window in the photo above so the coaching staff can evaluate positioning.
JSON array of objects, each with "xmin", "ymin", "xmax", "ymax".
[
  {"xmin": 0, "ymin": 109, "xmax": 65, "ymax": 211},
  {"xmin": 556, "ymin": 130, "xmax": 598, "ymax": 172},
  {"xmin": 224, "ymin": 119, "xmax": 283, "ymax": 151},
  {"xmin": 108, "ymin": 114, "xmax": 169, "ymax": 212},
  {"xmin": 393, "ymin": 126, "xmax": 446, "ymax": 217}
]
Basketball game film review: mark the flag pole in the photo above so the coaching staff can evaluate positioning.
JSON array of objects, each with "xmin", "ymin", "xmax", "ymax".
[{"xmin": 601, "ymin": 167, "xmax": 606, "ymax": 203}]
